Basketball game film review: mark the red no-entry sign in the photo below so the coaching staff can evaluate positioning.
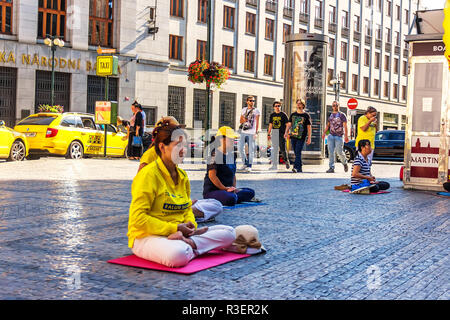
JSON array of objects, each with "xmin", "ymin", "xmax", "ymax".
[{"xmin": 347, "ymin": 98, "xmax": 358, "ymax": 110}]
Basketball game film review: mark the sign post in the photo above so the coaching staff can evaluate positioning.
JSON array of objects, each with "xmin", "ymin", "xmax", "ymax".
[
  {"xmin": 347, "ymin": 98, "xmax": 358, "ymax": 139},
  {"xmin": 96, "ymin": 52, "xmax": 118, "ymax": 157}
]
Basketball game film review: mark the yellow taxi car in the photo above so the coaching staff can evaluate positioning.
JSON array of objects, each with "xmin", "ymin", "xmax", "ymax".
[
  {"xmin": 14, "ymin": 112, "xmax": 128, "ymax": 159},
  {"xmin": 0, "ymin": 120, "xmax": 29, "ymax": 161}
]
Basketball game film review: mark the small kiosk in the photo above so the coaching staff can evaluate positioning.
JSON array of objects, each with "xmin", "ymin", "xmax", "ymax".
[{"xmin": 403, "ymin": 10, "xmax": 450, "ymax": 191}]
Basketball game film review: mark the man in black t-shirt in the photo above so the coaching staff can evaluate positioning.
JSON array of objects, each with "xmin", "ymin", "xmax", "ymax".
[{"xmin": 268, "ymin": 101, "xmax": 290, "ymax": 170}]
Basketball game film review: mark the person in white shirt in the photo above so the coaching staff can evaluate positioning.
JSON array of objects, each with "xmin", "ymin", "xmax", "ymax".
[{"xmin": 238, "ymin": 96, "xmax": 260, "ymax": 172}]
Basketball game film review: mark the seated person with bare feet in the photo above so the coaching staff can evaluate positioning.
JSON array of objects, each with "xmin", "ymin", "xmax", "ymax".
[{"xmin": 127, "ymin": 120, "xmax": 235, "ymax": 268}]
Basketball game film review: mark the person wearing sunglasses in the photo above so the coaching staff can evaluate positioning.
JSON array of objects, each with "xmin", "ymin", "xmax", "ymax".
[{"xmin": 239, "ymin": 96, "xmax": 260, "ymax": 172}]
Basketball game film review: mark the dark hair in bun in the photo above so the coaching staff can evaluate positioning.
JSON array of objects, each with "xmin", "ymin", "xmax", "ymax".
[{"xmin": 152, "ymin": 120, "xmax": 186, "ymax": 156}]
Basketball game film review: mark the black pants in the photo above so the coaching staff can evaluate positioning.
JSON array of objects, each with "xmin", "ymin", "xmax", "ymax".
[
  {"xmin": 128, "ymin": 134, "xmax": 142, "ymax": 158},
  {"xmin": 444, "ymin": 182, "xmax": 450, "ymax": 192},
  {"xmin": 369, "ymin": 181, "xmax": 390, "ymax": 193}
]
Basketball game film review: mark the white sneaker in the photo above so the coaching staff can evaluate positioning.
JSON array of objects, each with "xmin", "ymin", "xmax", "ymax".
[
  {"xmin": 245, "ymin": 167, "xmax": 252, "ymax": 172},
  {"xmin": 239, "ymin": 165, "xmax": 247, "ymax": 171}
]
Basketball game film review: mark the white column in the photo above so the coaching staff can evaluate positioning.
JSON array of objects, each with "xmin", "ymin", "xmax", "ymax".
[{"xmin": 17, "ymin": 0, "xmax": 38, "ymax": 44}]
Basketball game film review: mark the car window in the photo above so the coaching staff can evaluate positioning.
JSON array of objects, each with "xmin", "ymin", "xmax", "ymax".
[
  {"xmin": 390, "ymin": 132, "xmax": 405, "ymax": 141},
  {"xmin": 75, "ymin": 117, "xmax": 83, "ymax": 128},
  {"xmin": 81, "ymin": 117, "xmax": 96, "ymax": 129},
  {"xmin": 60, "ymin": 116, "xmax": 76, "ymax": 128},
  {"xmin": 375, "ymin": 133, "xmax": 389, "ymax": 141},
  {"xmin": 18, "ymin": 116, "xmax": 57, "ymax": 126},
  {"xmin": 99, "ymin": 124, "xmax": 117, "ymax": 133}
]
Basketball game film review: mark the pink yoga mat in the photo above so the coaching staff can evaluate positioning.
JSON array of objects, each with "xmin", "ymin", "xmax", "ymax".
[
  {"xmin": 107, "ymin": 249, "xmax": 251, "ymax": 274},
  {"xmin": 342, "ymin": 189, "xmax": 391, "ymax": 194}
]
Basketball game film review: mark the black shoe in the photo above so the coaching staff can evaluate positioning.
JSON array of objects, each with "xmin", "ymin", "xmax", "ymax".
[
  {"xmin": 292, "ymin": 168, "xmax": 297, "ymax": 173},
  {"xmin": 343, "ymin": 163, "xmax": 349, "ymax": 172},
  {"xmin": 285, "ymin": 162, "xmax": 290, "ymax": 169},
  {"xmin": 326, "ymin": 168, "xmax": 335, "ymax": 173}
]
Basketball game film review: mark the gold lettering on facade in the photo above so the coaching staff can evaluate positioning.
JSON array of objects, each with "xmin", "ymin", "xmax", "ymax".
[
  {"xmin": 32, "ymin": 54, "xmax": 39, "ymax": 66},
  {"xmin": 59, "ymin": 58, "xmax": 67, "ymax": 68},
  {"xmin": 22, "ymin": 54, "xmax": 31, "ymax": 65},
  {"xmin": 0, "ymin": 52, "xmax": 6, "ymax": 62},
  {"xmin": 41, "ymin": 56, "xmax": 47, "ymax": 67},
  {"xmin": 7, "ymin": 52, "xmax": 15, "ymax": 63},
  {"xmin": 86, "ymin": 60, "xmax": 92, "ymax": 71},
  {"xmin": 68, "ymin": 59, "xmax": 76, "ymax": 69},
  {"xmin": 77, "ymin": 59, "xmax": 81, "ymax": 70}
]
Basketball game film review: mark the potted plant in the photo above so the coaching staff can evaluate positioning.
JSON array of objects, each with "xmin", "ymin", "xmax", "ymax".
[
  {"xmin": 188, "ymin": 60, "xmax": 230, "ymax": 89},
  {"xmin": 38, "ymin": 104, "xmax": 64, "ymax": 113}
]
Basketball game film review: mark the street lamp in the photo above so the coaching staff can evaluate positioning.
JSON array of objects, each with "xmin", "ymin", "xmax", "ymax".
[
  {"xmin": 329, "ymin": 76, "xmax": 342, "ymax": 102},
  {"xmin": 44, "ymin": 35, "xmax": 65, "ymax": 107}
]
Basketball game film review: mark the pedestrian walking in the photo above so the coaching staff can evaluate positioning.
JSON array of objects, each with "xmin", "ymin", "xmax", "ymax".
[
  {"xmin": 203, "ymin": 126, "xmax": 256, "ymax": 206},
  {"xmin": 268, "ymin": 101, "xmax": 290, "ymax": 170},
  {"xmin": 284, "ymin": 99, "xmax": 312, "ymax": 173},
  {"xmin": 321, "ymin": 101, "xmax": 349, "ymax": 173},
  {"xmin": 128, "ymin": 120, "xmax": 235, "ymax": 268},
  {"xmin": 127, "ymin": 102, "xmax": 144, "ymax": 160},
  {"xmin": 239, "ymin": 96, "xmax": 260, "ymax": 172},
  {"xmin": 355, "ymin": 106, "xmax": 378, "ymax": 163},
  {"xmin": 350, "ymin": 139, "xmax": 390, "ymax": 193}
]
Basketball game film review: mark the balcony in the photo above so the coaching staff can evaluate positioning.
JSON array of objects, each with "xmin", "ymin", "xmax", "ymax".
[
  {"xmin": 283, "ymin": 7, "xmax": 293, "ymax": 18},
  {"xmin": 266, "ymin": 1, "xmax": 277, "ymax": 13},
  {"xmin": 299, "ymin": 12, "xmax": 309, "ymax": 24},
  {"xmin": 365, "ymin": 35, "xmax": 372, "ymax": 46},
  {"xmin": 341, "ymin": 27, "xmax": 349, "ymax": 38},
  {"xmin": 353, "ymin": 31, "xmax": 361, "ymax": 42},
  {"xmin": 394, "ymin": 45, "xmax": 400, "ymax": 55},
  {"xmin": 328, "ymin": 22, "xmax": 337, "ymax": 34},
  {"xmin": 375, "ymin": 39, "xmax": 382, "ymax": 49},
  {"xmin": 385, "ymin": 42, "xmax": 392, "ymax": 53},
  {"xmin": 246, "ymin": 0, "xmax": 258, "ymax": 8},
  {"xmin": 314, "ymin": 18, "xmax": 324, "ymax": 29}
]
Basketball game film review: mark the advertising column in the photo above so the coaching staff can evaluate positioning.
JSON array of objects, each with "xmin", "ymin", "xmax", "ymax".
[{"xmin": 284, "ymin": 34, "xmax": 328, "ymax": 163}]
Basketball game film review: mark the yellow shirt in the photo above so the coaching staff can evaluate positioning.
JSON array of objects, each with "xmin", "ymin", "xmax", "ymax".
[
  {"xmin": 140, "ymin": 146, "xmax": 158, "ymax": 165},
  {"xmin": 355, "ymin": 115, "xmax": 376, "ymax": 149},
  {"xmin": 127, "ymin": 156, "xmax": 197, "ymax": 248}
]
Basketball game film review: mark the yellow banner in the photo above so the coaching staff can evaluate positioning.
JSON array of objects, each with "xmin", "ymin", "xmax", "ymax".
[{"xmin": 444, "ymin": 0, "xmax": 450, "ymax": 69}]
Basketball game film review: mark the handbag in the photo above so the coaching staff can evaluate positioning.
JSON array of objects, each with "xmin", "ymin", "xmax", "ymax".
[
  {"xmin": 132, "ymin": 136, "xmax": 143, "ymax": 147},
  {"xmin": 239, "ymin": 108, "xmax": 254, "ymax": 131}
]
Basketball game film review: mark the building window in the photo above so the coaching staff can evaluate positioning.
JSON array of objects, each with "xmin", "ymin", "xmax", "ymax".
[
  {"xmin": 219, "ymin": 92, "xmax": 236, "ymax": 129},
  {"xmin": 384, "ymin": 55, "xmax": 390, "ymax": 71},
  {"xmin": 35, "ymin": 70, "xmax": 70, "ymax": 112},
  {"xmin": 197, "ymin": 40, "xmax": 207, "ymax": 61},
  {"xmin": 364, "ymin": 49, "xmax": 370, "ymax": 66},
  {"xmin": 341, "ymin": 41, "xmax": 348, "ymax": 60},
  {"xmin": 352, "ymin": 45, "xmax": 359, "ymax": 63},
  {"xmin": 262, "ymin": 97, "xmax": 275, "ymax": 129},
  {"xmin": 394, "ymin": 58, "xmax": 399, "ymax": 74},
  {"xmin": 385, "ymin": 27, "xmax": 391, "ymax": 43},
  {"xmin": 402, "ymin": 60, "xmax": 408, "ymax": 76},
  {"xmin": 394, "ymin": 31, "xmax": 400, "ymax": 46},
  {"xmin": 374, "ymin": 52, "xmax": 380, "ymax": 69},
  {"xmin": 222, "ymin": 45, "xmax": 234, "ymax": 69},
  {"xmin": 87, "ymin": 75, "xmax": 118, "ymax": 114},
  {"xmin": 0, "ymin": 0, "xmax": 13, "ymax": 34},
  {"xmin": 198, "ymin": 0, "xmax": 207, "ymax": 23},
  {"xmin": 264, "ymin": 54, "xmax": 273, "ymax": 76},
  {"xmin": 246, "ymin": 12, "xmax": 256, "ymax": 35},
  {"xmin": 375, "ymin": 24, "xmax": 381, "ymax": 40},
  {"xmin": 300, "ymin": 0, "xmax": 309, "ymax": 14},
  {"xmin": 405, "ymin": 9, "xmax": 409, "ymax": 25},
  {"xmin": 0, "ymin": 66, "xmax": 17, "ymax": 127},
  {"xmin": 329, "ymin": 5, "xmax": 336, "ymax": 24},
  {"xmin": 354, "ymin": 15, "xmax": 360, "ymax": 32},
  {"xmin": 170, "ymin": 0, "xmax": 183, "ymax": 18},
  {"xmin": 299, "ymin": 28, "xmax": 307, "ymax": 34},
  {"xmin": 383, "ymin": 81, "xmax": 389, "ymax": 97},
  {"xmin": 281, "ymin": 58, "xmax": 285, "ymax": 79},
  {"xmin": 363, "ymin": 77, "xmax": 369, "ymax": 94},
  {"xmin": 193, "ymin": 88, "xmax": 209, "ymax": 129},
  {"xmin": 365, "ymin": 19, "xmax": 372, "ymax": 36},
  {"xmin": 396, "ymin": 5, "xmax": 400, "ymax": 20},
  {"xmin": 352, "ymin": 74, "xmax": 358, "ymax": 91},
  {"xmin": 329, "ymin": 37, "xmax": 335, "ymax": 57},
  {"xmin": 38, "ymin": 0, "xmax": 67, "ymax": 39},
  {"xmin": 393, "ymin": 83, "xmax": 398, "ymax": 99},
  {"xmin": 223, "ymin": 6, "xmax": 235, "ymax": 30},
  {"xmin": 283, "ymin": 23, "xmax": 291, "ymax": 43},
  {"xmin": 315, "ymin": 0, "xmax": 323, "ymax": 19},
  {"xmin": 327, "ymin": 68, "xmax": 333, "ymax": 86},
  {"xmin": 386, "ymin": 1, "xmax": 392, "ymax": 17},
  {"xmin": 244, "ymin": 50, "xmax": 255, "ymax": 72},
  {"xmin": 374, "ymin": 79, "xmax": 379, "ymax": 95},
  {"xmin": 89, "ymin": 0, "xmax": 114, "ymax": 47},
  {"xmin": 402, "ymin": 85, "xmax": 407, "ymax": 100},
  {"xmin": 142, "ymin": 107, "xmax": 157, "ymax": 126},
  {"xmin": 342, "ymin": 11, "xmax": 349, "ymax": 28},
  {"xmin": 169, "ymin": 35, "xmax": 183, "ymax": 60},
  {"xmin": 265, "ymin": 18, "xmax": 274, "ymax": 40},
  {"xmin": 168, "ymin": 86, "xmax": 186, "ymax": 124},
  {"xmin": 340, "ymin": 71, "xmax": 346, "ymax": 89}
]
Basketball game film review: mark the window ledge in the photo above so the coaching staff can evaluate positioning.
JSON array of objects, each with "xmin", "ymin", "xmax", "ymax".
[{"xmin": 0, "ymin": 34, "xmax": 17, "ymax": 41}]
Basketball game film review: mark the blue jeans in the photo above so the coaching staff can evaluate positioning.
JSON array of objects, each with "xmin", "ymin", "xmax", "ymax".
[
  {"xmin": 291, "ymin": 137, "xmax": 305, "ymax": 171},
  {"xmin": 239, "ymin": 133, "xmax": 255, "ymax": 168},
  {"xmin": 204, "ymin": 188, "xmax": 255, "ymax": 206},
  {"xmin": 327, "ymin": 135, "xmax": 347, "ymax": 169}
]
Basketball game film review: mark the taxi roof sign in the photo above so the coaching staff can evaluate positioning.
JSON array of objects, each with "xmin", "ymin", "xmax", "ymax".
[{"xmin": 96, "ymin": 55, "xmax": 118, "ymax": 76}]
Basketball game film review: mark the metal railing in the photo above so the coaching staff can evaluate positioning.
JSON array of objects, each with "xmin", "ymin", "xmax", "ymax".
[
  {"xmin": 365, "ymin": 35, "xmax": 372, "ymax": 46},
  {"xmin": 385, "ymin": 42, "xmax": 392, "ymax": 52},
  {"xmin": 266, "ymin": 1, "xmax": 277, "ymax": 13},
  {"xmin": 246, "ymin": 0, "xmax": 258, "ymax": 7},
  {"xmin": 375, "ymin": 39, "xmax": 382, "ymax": 49},
  {"xmin": 283, "ymin": 7, "xmax": 293, "ymax": 18},
  {"xmin": 341, "ymin": 27, "xmax": 349, "ymax": 38},
  {"xmin": 314, "ymin": 17, "xmax": 324, "ymax": 29},
  {"xmin": 299, "ymin": 12, "xmax": 309, "ymax": 24},
  {"xmin": 328, "ymin": 22, "xmax": 337, "ymax": 34},
  {"xmin": 353, "ymin": 31, "xmax": 361, "ymax": 42}
]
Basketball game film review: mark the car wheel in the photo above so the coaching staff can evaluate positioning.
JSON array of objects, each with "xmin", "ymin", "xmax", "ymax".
[
  {"xmin": 8, "ymin": 140, "xmax": 26, "ymax": 161},
  {"xmin": 66, "ymin": 141, "xmax": 84, "ymax": 159},
  {"xmin": 344, "ymin": 147, "xmax": 353, "ymax": 162}
]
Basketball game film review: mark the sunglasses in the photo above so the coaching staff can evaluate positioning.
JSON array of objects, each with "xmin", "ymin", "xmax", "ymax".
[{"xmin": 249, "ymin": 100, "xmax": 255, "ymax": 102}]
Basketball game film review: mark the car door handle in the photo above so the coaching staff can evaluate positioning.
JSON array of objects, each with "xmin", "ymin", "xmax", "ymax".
[{"xmin": 81, "ymin": 133, "xmax": 86, "ymax": 135}]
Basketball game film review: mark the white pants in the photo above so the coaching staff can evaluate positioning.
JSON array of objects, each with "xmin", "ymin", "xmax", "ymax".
[
  {"xmin": 192, "ymin": 198, "xmax": 223, "ymax": 222},
  {"xmin": 132, "ymin": 225, "xmax": 236, "ymax": 268}
]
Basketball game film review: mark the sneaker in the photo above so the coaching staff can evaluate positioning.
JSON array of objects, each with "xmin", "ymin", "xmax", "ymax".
[
  {"xmin": 292, "ymin": 168, "xmax": 298, "ymax": 173},
  {"xmin": 245, "ymin": 167, "xmax": 252, "ymax": 172},
  {"xmin": 350, "ymin": 180, "xmax": 372, "ymax": 194},
  {"xmin": 326, "ymin": 168, "xmax": 335, "ymax": 173},
  {"xmin": 249, "ymin": 197, "xmax": 262, "ymax": 203},
  {"xmin": 334, "ymin": 184, "xmax": 351, "ymax": 191},
  {"xmin": 239, "ymin": 165, "xmax": 247, "ymax": 171},
  {"xmin": 343, "ymin": 163, "xmax": 349, "ymax": 172}
]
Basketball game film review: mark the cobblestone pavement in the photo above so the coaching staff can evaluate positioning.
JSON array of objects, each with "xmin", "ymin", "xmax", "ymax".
[{"xmin": 0, "ymin": 158, "xmax": 448, "ymax": 300}]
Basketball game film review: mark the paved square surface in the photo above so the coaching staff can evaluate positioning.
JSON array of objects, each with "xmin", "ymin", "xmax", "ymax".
[{"xmin": 0, "ymin": 158, "xmax": 448, "ymax": 299}]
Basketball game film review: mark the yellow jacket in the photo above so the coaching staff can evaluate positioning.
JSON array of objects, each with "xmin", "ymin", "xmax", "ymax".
[
  {"xmin": 127, "ymin": 156, "xmax": 197, "ymax": 248},
  {"xmin": 140, "ymin": 145, "xmax": 158, "ymax": 165}
]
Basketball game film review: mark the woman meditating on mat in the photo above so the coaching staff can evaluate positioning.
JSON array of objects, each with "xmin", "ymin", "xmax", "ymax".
[
  {"xmin": 351, "ymin": 139, "xmax": 390, "ymax": 193},
  {"xmin": 127, "ymin": 120, "xmax": 235, "ymax": 268},
  {"xmin": 203, "ymin": 126, "xmax": 256, "ymax": 206}
]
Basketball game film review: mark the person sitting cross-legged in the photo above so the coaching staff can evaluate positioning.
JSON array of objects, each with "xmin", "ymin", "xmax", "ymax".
[
  {"xmin": 203, "ymin": 126, "xmax": 256, "ymax": 206},
  {"xmin": 351, "ymin": 139, "xmax": 390, "ymax": 194}
]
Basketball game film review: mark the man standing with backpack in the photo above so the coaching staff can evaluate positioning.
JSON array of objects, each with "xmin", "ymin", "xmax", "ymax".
[
  {"xmin": 321, "ymin": 101, "xmax": 349, "ymax": 173},
  {"xmin": 239, "ymin": 96, "xmax": 260, "ymax": 172}
]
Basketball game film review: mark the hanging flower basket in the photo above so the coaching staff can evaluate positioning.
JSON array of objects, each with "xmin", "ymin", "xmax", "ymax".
[
  {"xmin": 38, "ymin": 104, "xmax": 64, "ymax": 113},
  {"xmin": 188, "ymin": 60, "xmax": 230, "ymax": 89}
]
